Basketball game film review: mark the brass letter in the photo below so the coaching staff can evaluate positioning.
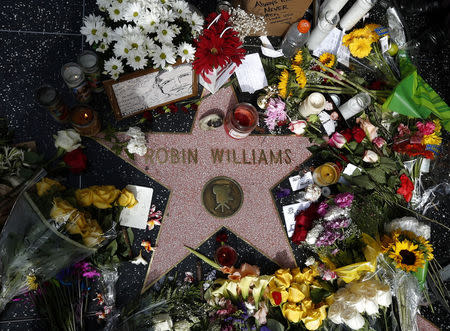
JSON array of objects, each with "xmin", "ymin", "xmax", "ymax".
[
  {"xmin": 258, "ymin": 150, "xmax": 268, "ymax": 165},
  {"xmin": 211, "ymin": 149, "xmax": 224, "ymax": 163},
  {"xmin": 252, "ymin": 149, "xmax": 256, "ymax": 164},
  {"xmin": 170, "ymin": 148, "xmax": 180, "ymax": 164},
  {"xmin": 232, "ymin": 150, "xmax": 242, "ymax": 164},
  {"xmin": 188, "ymin": 149, "xmax": 198, "ymax": 164},
  {"xmin": 270, "ymin": 150, "xmax": 282, "ymax": 164},
  {"xmin": 156, "ymin": 148, "xmax": 168, "ymax": 164},
  {"xmin": 284, "ymin": 149, "xmax": 292, "ymax": 164},
  {"xmin": 147, "ymin": 149, "xmax": 155, "ymax": 164},
  {"xmin": 242, "ymin": 149, "xmax": 252, "ymax": 164}
]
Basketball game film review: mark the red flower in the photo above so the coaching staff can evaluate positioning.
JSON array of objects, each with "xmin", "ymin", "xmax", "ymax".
[
  {"xmin": 216, "ymin": 232, "xmax": 228, "ymax": 243},
  {"xmin": 168, "ymin": 104, "xmax": 177, "ymax": 113},
  {"xmin": 291, "ymin": 203, "xmax": 319, "ymax": 244},
  {"xmin": 352, "ymin": 127, "xmax": 366, "ymax": 143},
  {"xmin": 397, "ymin": 174, "xmax": 414, "ymax": 202},
  {"xmin": 272, "ymin": 291, "xmax": 282, "ymax": 305},
  {"xmin": 63, "ymin": 148, "xmax": 87, "ymax": 174},
  {"xmin": 393, "ymin": 141, "xmax": 434, "ymax": 159},
  {"xmin": 340, "ymin": 128, "xmax": 353, "ymax": 142},
  {"xmin": 143, "ymin": 111, "xmax": 152, "ymax": 122}
]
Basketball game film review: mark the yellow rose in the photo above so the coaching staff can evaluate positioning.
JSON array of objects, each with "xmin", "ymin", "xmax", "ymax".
[
  {"xmin": 81, "ymin": 219, "xmax": 104, "ymax": 247},
  {"xmin": 36, "ymin": 178, "xmax": 65, "ymax": 196},
  {"xmin": 268, "ymin": 286, "xmax": 289, "ymax": 306},
  {"xmin": 274, "ymin": 268, "xmax": 293, "ymax": 288},
  {"xmin": 117, "ymin": 188, "xmax": 138, "ymax": 208},
  {"xmin": 302, "ymin": 305, "xmax": 328, "ymax": 330},
  {"xmin": 282, "ymin": 303, "xmax": 304, "ymax": 323},
  {"xmin": 82, "ymin": 234, "xmax": 103, "ymax": 247},
  {"xmin": 75, "ymin": 188, "xmax": 95, "ymax": 207},
  {"xmin": 50, "ymin": 198, "xmax": 76, "ymax": 223},
  {"xmin": 422, "ymin": 132, "xmax": 442, "ymax": 145},
  {"xmin": 65, "ymin": 213, "xmax": 88, "ymax": 235},
  {"xmin": 288, "ymin": 283, "xmax": 306, "ymax": 303},
  {"xmin": 293, "ymin": 267, "xmax": 317, "ymax": 284},
  {"xmin": 91, "ymin": 185, "xmax": 120, "ymax": 209}
]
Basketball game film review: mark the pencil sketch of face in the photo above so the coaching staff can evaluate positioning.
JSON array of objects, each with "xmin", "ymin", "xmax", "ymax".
[{"xmin": 156, "ymin": 65, "xmax": 192, "ymax": 96}]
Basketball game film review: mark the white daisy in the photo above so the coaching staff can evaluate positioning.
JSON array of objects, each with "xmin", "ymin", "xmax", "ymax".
[
  {"xmin": 108, "ymin": 1, "xmax": 125, "ymax": 22},
  {"xmin": 157, "ymin": 6, "xmax": 176, "ymax": 22},
  {"xmin": 96, "ymin": 42, "xmax": 109, "ymax": 53},
  {"xmin": 113, "ymin": 38, "xmax": 133, "ymax": 58},
  {"xmin": 170, "ymin": 23, "xmax": 181, "ymax": 35},
  {"xmin": 113, "ymin": 24, "xmax": 141, "ymax": 40},
  {"xmin": 144, "ymin": 37, "xmax": 156, "ymax": 55},
  {"xmin": 137, "ymin": 11, "xmax": 160, "ymax": 33},
  {"xmin": 80, "ymin": 14, "xmax": 105, "ymax": 45},
  {"xmin": 100, "ymin": 26, "xmax": 114, "ymax": 44},
  {"xmin": 123, "ymin": 2, "xmax": 144, "ymax": 22},
  {"xmin": 190, "ymin": 12, "xmax": 204, "ymax": 36},
  {"xmin": 171, "ymin": 1, "xmax": 190, "ymax": 17},
  {"xmin": 124, "ymin": 34, "xmax": 146, "ymax": 53},
  {"xmin": 111, "ymin": 71, "xmax": 120, "ymax": 79},
  {"xmin": 152, "ymin": 45, "xmax": 176, "ymax": 69},
  {"xmin": 155, "ymin": 22, "xmax": 175, "ymax": 44},
  {"xmin": 177, "ymin": 42, "xmax": 195, "ymax": 62},
  {"xmin": 104, "ymin": 57, "xmax": 124, "ymax": 76},
  {"xmin": 96, "ymin": 0, "xmax": 111, "ymax": 12},
  {"xmin": 127, "ymin": 50, "xmax": 148, "ymax": 70}
]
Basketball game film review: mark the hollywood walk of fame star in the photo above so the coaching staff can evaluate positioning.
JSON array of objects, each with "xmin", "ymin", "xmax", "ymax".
[{"xmin": 97, "ymin": 86, "xmax": 311, "ymax": 292}]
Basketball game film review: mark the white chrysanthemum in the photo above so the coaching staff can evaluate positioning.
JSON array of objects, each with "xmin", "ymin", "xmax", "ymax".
[
  {"xmin": 108, "ymin": 1, "xmax": 125, "ymax": 22},
  {"xmin": 100, "ymin": 26, "xmax": 114, "ymax": 44},
  {"xmin": 113, "ymin": 24, "xmax": 141, "ymax": 40},
  {"xmin": 190, "ymin": 12, "xmax": 204, "ymax": 36},
  {"xmin": 138, "ymin": 12, "xmax": 160, "ymax": 33},
  {"xmin": 127, "ymin": 50, "xmax": 148, "ymax": 70},
  {"xmin": 124, "ymin": 34, "xmax": 147, "ymax": 53},
  {"xmin": 96, "ymin": 42, "xmax": 109, "ymax": 53},
  {"xmin": 111, "ymin": 71, "xmax": 120, "ymax": 79},
  {"xmin": 170, "ymin": 23, "xmax": 181, "ymax": 35},
  {"xmin": 113, "ymin": 38, "xmax": 133, "ymax": 58},
  {"xmin": 104, "ymin": 57, "xmax": 124, "ymax": 75},
  {"xmin": 96, "ymin": 0, "xmax": 111, "ymax": 12},
  {"xmin": 155, "ymin": 22, "xmax": 176, "ymax": 44},
  {"xmin": 158, "ymin": 6, "xmax": 176, "ymax": 22},
  {"xmin": 177, "ymin": 42, "xmax": 195, "ymax": 62},
  {"xmin": 171, "ymin": 1, "xmax": 190, "ymax": 17},
  {"xmin": 152, "ymin": 45, "xmax": 176, "ymax": 69},
  {"xmin": 80, "ymin": 14, "xmax": 105, "ymax": 45},
  {"xmin": 123, "ymin": 2, "xmax": 144, "ymax": 22},
  {"xmin": 144, "ymin": 37, "xmax": 156, "ymax": 55}
]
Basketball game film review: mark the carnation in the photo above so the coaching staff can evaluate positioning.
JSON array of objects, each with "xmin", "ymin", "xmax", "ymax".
[{"xmin": 334, "ymin": 192, "xmax": 354, "ymax": 208}]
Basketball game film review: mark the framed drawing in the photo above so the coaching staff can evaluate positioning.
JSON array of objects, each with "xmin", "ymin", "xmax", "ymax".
[{"xmin": 103, "ymin": 62, "xmax": 198, "ymax": 120}]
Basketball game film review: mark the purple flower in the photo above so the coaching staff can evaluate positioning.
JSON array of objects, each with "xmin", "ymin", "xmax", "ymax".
[
  {"xmin": 331, "ymin": 248, "xmax": 340, "ymax": 255},
  {"xmin": 83, "ymin": 270, "xmax": 101, "ymax": 279},
  {"xmin": 317, "ymin": 201, "xmax": 329, "ymax": 216},
  {"xmin": 334, "ymin": 192, "xmax": 354, "ymax": 208},
  {"xmin": 329, "ymin": 218, "xmax": 351, "ymax": 229},
  {"xmin": 265, "ymin": 98, "xmax": 287, "ymax": 130}
]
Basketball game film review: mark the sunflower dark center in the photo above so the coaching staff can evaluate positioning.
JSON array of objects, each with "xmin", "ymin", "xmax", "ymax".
[
  {"xmin": 210, "ymin": 47, "xmax": 218, "ymax": 54},
  {"xmin": 399, "ymin": 249, "xmax": 416, "ymax": 265}
]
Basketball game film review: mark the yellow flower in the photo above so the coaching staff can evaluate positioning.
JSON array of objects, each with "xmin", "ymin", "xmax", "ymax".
[
  {"xmin": 65, "ymin": 213, "xmax": 88, "ymax": 235},
  {"xmin": 278, "ymin": 69, "xmax": 289, "ymax": 98},
  {"xmin": 282, "ymin": 302, "xmax": 304, "ymax": 323},
  {"xmin": 292, "ymin": 65, "xmax": 307, "ymax": 88},
  {"xmin": 26, "ymin": 275, "xmax": 38, "ymax": 290},
  {"xmin": 268, "ymin": 286, "xmax": 289, "ymax": 306},
  {"xmin": 36, "ymin": 178, "xmax": 65, "ymax": 196},
  {"xmin": 418, "ymin": 236, "xmax": 434, "ymax": 261},
  {"xmin": 274, "ymin": 268, "xmax": 293, "ymax": 288},
  {"xmin": 75, "ymin": 188, "xmax": 95, "ymax": 207},
  {"xmin": 389, "ymin": 239, "xmax": 425, "ymax": 272},
  {"xmin": 293, "ymin": 50, "xmax": 304, "ymax": 65},
  {"xmin": 349, "ymin": 38, "xmax": 373, "ymax": 58},
  {"xmin": 365, "ymin": 23, "xmax": 381, "ymax": 31},
  {"xmin": 288, "ymin": 283, "xmax": 307, "ymax": 303},
  {"xmin": 292, "ymin": 267, "xmax": 318, "ymax": 284},
  {"xmin": 81, "ymin": 219, "xmax": 104, "ymax": 247},
  {"xmin": 364, "ymin": 24, "xmax": 381, "ymax": 42},
  {"xmin": 342, "ymin": 28, "xmax": 368, "ymax": 46},
  {"xmin": 91, "ymin": 185, "xmax": 120, "ymax": 209},
  {"xmin": 422, "ymin": 132, "xmax": 442, "ymax": 145},
  {"xmin": 318, "ymin": 53, "xmax": 336, "ymax": 70},
  {"xmin": 117, "ymin": 188, "xmax": 138, "ymax": 208},
  {"xmin": 302, "ymin": 305, "xmax": 328, "ymax": 330},
  {"xmin": 433, "ymin": 119, "xmax": 442, "ymax": 133},
  {"xmin": 50, "ymin": 198, "xmax": 77, "ymax": 223}
]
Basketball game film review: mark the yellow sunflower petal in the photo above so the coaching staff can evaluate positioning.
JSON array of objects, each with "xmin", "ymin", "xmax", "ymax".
[
  {"xmin": 278, "ymin": 69, "xmax": 289, "ymax": 98},
  {"xmin": 348, "ymin": 38, "xmax": 373, "ymax": 58}
]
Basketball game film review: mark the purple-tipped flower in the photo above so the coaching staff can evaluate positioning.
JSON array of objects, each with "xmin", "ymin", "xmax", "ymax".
[
  {"xmin": 317, "ymin": 201, "xmax": 329, "ymax": 216},
  {"xmin": 334, "ymin": 192, "xmax": 354, "ymax": 208},
  {"xmin": 328, "ymin": 132, "xmax": 347, "ymax": 149},
  {"xmin": 265, "ymin": 98, "xmax": 287, "ymax": 130}
]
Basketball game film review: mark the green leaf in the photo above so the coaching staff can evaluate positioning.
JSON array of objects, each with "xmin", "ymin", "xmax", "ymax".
[
  {"xmin": 350, "ymin": 175, "xmax": 376, "ymax": 190},
  {"xmin": 366, "ymin": 167, "xmax": 387, "ymax": 184},
  {"xmin": 106, "ymin": 240, "xmax": 118, "ymax": 256},
  {"xmin": 125, "ymin": 149, "xmax": 135, "ymax": 160},
  {"xmin": 310, "ymin": 287, "xmax": 331, "ymax": 304},
  {"xmin": 266, "ymin": 319, "xmax": 285, "ymax": 331},
  {"xmin": 307, "ymin": 145, "xmax": 322, "ymax": 154},
  {"xmin": 379, "ymin": 157, "xmax": 399, "ymax": 172},
  {"xmin": 388, "ymin": 175, "xmax": 400, "ymax": 188},
  {"xmin": 347, "ymin": 141, "xmax": 358, "ymax": 150},
  {"xmin": 24, "ymin": 151, "xmax": 43, "ymax": 164},
  {"xmin": 127, "ymin": 228, "xmax": 134, "ymax": 244}
]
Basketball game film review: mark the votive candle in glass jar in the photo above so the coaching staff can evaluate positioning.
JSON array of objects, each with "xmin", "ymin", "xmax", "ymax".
[
  {"xmin": 70, "ymin": 105, "xmax": 101, "ymax": 136},
  {"xmin": 224, "ymin": 103, "xmax": 259, "ymax": 139},
  {"xmin": 77, "ymin": 50, "xmax": 103, "ymax": 93},
  {"xmin": 215, "ymin": 245, "xmax": 238, "ymax": 267},
  {"xmin": 299, "ymin": 92, "xmax": 326, "ymax": 118},
  {"xmin": 35, "ymin": 85, "xmax": 70, "ymax": 123},
  {"xmin": 313, "ymin": 162, "xmax": 341, "ymax": 186},
  {"xmin": 340, "ymin": 0, "xmax": 377, "ymax": 31},
  {"xmin": 61, "ymin": 62, "xmax": 92, "ymax": 104},
  {"xmin": 339, "ymin": 92, "xmax": 371, "ymax": 120},
  {"xmin": 307, "ymin": 10, "xmax": 340, "ymax": 51}
]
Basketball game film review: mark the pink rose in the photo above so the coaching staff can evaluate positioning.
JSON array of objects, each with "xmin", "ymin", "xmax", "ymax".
[
  {"xmin": 416, "ymin": 121, "xmax": 435, "ymax": 135},
  {"xmin": 328, "ymin": 132, "xmax": 347, "ymax": 148},
  {"xmin": 356, "ymin": 117, "xmax": 378, "ymax": 141},
  {"xmin": 289, "ymin": 120, "xmax": 307, "ymax": 136},
  {"xmin": 373, "ymin": 136, "xmax": 386, "ymax": 148},
  {"xmin": 362, "ymin": 150, "xmax": 379, "ymax": 163}
]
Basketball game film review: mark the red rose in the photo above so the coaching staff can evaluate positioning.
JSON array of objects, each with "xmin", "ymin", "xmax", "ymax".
[
  {"xmin": 216, "ymin": 232, "xmax": 228, "ymax": 243},
  {"xmin": 143, "ymin": 111, "xmax": 153, "ymax": 122},
  {"xmin": 63, "ymin": 148, "xmax": 87, "ymax": 174},
  {"xmin": 397, "ymin": 174, "xmax": 414, "ymax": 202},
  {"xmin": 340, "ymin": 128, "xmax": 353, "ymax": 142},
  {"xmin": 352, "ymin": 127, "xmax": 366, "ymax": 143},
  {"xmin": 292, "ymin": 227, "xmax": 309, "ymax": 244}
]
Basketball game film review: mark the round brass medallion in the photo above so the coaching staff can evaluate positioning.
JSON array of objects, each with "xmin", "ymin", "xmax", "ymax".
[{"xmin": 202, "ymin": 176, "xmax": 243, "ymax": 218}]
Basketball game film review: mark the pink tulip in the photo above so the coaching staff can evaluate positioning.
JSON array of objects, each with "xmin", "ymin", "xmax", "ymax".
[
  {"xmin": 289, "ymin": 120, "xmax": 307, "ymax": 136},
  {"xmin": 373, "ymin": 137, "xmax": 386, "ymax": 148},
  {"xmin": 328, "ymin": 132, "xmax": 347, "ymax": 148}
]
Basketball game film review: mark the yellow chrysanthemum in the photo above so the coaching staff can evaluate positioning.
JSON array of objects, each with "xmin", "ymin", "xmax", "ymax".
[
  {"xmin": 278, "ymin": 69, "xmax": 289, "ymax": 98},
  {"xmin": 422, "ymin": 132, "xmax": 442, "ymax": 145},
  {"xmin": 418, "ymin": 237, "xmax": 434, "ymax": 260},
  {"xmin": 389, "ymin": 239, "xmax": 425, "ymax": 272},
  {"xmin": 292, "ymin": 65, "xmax": 307, "ymax": 88},
  {"xmin": 27, "ymin": 275, "xmax": 39, "ymax": 290},
  {"xmin": 348, "ymin": 38, "xmax": 373, "ymax": 58},
  {"xmin": 365, "ymin": 23, "xmax": 381, "ymax": 31},
  {"xmin": 318, "ymin": 52, "xmax": 336, "ymax": 70},
  {"xmin": 293, "ymin": 50, "xmax": 304, "ymax": 65},
  {"xmin": 433, "ymin": 119, "xmax": 442, "ymax": 133}
]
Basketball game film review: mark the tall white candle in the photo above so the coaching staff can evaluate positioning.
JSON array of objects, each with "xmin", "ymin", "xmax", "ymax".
[
  {"xmin": 307, "ymin": 11, "xmax": 340, "ymax": 51},
  {"xmin": 340, "ymin": 0, "xmax": 378, "ymax": 31},
  {"xmin": 339, "ymin": 92, "xmax": 371, "ymax": 120},
  {"xmin": 322, "ymin": 0, "xmax": 351, "ymax": 15}
]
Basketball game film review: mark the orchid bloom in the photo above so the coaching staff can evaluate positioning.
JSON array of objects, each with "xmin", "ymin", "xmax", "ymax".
[
  {"xmin": 147, "ymin": 205, "xmax": 162, "ymax": 230},
  {"xmin": 94, "ymin": 293, "xmax": 104, "ymax": 305},
  {"xmin": 131, "ymin": 250, "xmax": 148, "ymax": 265},
  {"xmin": 147, "ymin": 219, "xmax": 161, "ymax": 230},
  {"xmin": 141, "ymin": 240, "xmax": 155, "ymax": 252}
]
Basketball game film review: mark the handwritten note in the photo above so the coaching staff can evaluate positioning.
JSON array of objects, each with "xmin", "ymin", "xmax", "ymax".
[{"xmin": 235, "ymin": 53, "xmax": 268, "ymax": 93}]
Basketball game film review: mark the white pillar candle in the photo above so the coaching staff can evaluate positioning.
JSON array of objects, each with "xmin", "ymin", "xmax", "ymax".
[
  {"xmin": 340, "ymin": 0, "xmax": 377, "ymax": 31},
  {"xmin": 322, "ymin": 0, "xmax": 351, "ymax": 15},
  {"xmin": 299, "ymin": 92, "xmax": 326, "ymax": 117},
  {"xmin": 339, "ymin": 92, "xmax": 371, "ymax": 120},
  {"xmin": 307, "ymin": 11, "xmax": 340, "ymax": 51}
]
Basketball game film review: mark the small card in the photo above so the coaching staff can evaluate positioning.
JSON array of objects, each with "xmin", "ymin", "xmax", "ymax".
[
  {"xmin": 289, "ymin": 172, "xmax": 314, "ymax": 191},
  {"xmin": 259, "ymin": 36, "xmax": 284, "ymax": 58},
  {"xmin": 119, "ymin": 185, "xmax": 153, "ymax": 229},
  {"xmin": 282, "ymin": 201, "xmax": 311, "ymax": 238},
  {"xmin": 380, "ymin": 36, "xmax": 389, "ymax": 53},
  {"xmin": 312, "ymin": 28, "xmax": 350, "ymax": 67},
  {"xmin": 318, "ymin": 111, "xmax": 336, "ymax": 136},
  {"xmin": 235, "ymin": 53, "xmax": 268, "ymax": 93}
]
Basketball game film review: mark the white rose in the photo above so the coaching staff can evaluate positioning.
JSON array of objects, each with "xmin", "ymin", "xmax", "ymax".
[
  {"xmin": 127, "ymin": 139, "xmax": 147, "ymax": 156},
  {"xmin": 304, "ymin": 184, "xmax": 322, "ymax": 202},
  {"xmin": 328, "ymin": 301, "xmax": 345, "ymax": 324},
  {"xmin": 305, "ymin": 224, "xmax": 323, "ymax": 245},
  {"xmin": 54, "ymin": 129, "xmax": 81, "ymax": 152},
  {"xmin": 126, "ymin": 126, "xmax": 145, "ymax": 139},
  {"xmin": 364, "ymin": 298, "xmax": 379, "ymax": 315},
  {"xmin": 376, "ymin": 286, "xmax": 392, "ymax": 307},
  {"xmin": 173, "ymin": 320, "xmax": 193, "ymax": 331},
  {"xmin": 305, "ymin": 257, "xmax": 316, "ymax": 266},
  {"xmin": 152, "ymin": 314, "xmax": 173, "ymax": 331},
  {"xmin": 362, "ymin": 150, "xmax": 379, "ymax": 163},
  {"xmin": 341, "ymin": 308, "xmax": 365, "ymax": 330},
  {"xmin": 347, "ymin": 292, "xmax": 365, "ymax": 313}
]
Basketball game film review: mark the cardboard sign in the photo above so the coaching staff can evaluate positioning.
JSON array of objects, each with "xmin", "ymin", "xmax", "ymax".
[{"xmin": 240, "ymin": 0, "xmax": 313, "ymax": 36}]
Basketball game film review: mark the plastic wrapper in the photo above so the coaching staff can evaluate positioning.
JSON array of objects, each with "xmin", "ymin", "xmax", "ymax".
[
  {"xmin": 412, "ymin": 182, "xmax": 450, "ymax": 216},
  {"xmin": 98, "ymin": 266, "xmax": 120, "ymax": 331},
  {"xmin": 386, "ymin": 7, "xmax": 406, "ymax": 47}
]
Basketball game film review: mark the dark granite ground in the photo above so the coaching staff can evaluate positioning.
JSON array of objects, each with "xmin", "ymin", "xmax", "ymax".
[{"xmin": 0, "ymin": 0, "xmax": 449, "ymax": 330}]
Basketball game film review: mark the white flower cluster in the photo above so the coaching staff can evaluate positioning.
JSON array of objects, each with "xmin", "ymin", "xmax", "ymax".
[
  {"xmin": 54, "ymin": 129, "xmax": 82, "ymax": 152},
  {"xmin": 305, "ymin": 224, "xmax": 324, "ymax": 245},
  {"xmin": 229, "ymin": 5, "xmax": 267, "ymax": 40},
  {"xmin": 328, "ymin": 278, "xmax": 392, "ymax": 330},
  {"xmin": 81, "ymin": 0, "xmax": 204, "ymax": 78},
  {"xmin": 385, "ymin": 216, "xmax": 430, "ymax": 239},
  {"xmin": 126, "ymin": 127, "xmax": 147, "ymax": 156}
]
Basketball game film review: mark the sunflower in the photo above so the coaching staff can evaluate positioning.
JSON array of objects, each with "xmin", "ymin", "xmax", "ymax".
[
  {"xmin": 348, "ymin": 38, "xmax": 373, "ymax": 58},
  {"xmin": 381, "ymin": 234, "xmax": 395, "ymax": 253},
  {"xmin": 418, "ymin": 236, "xmax": 434, "ymax": 260},
  {"xmin": 278, "ymin": 69, "xmax": 289, "ymax": 98},
  {"xmin": 293, "ymin": 50, "xmax": 304, "ymax": 65},
  {"xmin": 365, "ymin": 23, "xmax": 381, "ymax": 32},
  {"xmin": 292, "ymin": 65, "xmax": 307, "ymax": 88},
  {"xmin": 318, "ymin": 52, "xmax": 336, "ymax": 70},
  {"xmin": 389, "ymin": 239, "xmax": 425, "ymax": 272}
]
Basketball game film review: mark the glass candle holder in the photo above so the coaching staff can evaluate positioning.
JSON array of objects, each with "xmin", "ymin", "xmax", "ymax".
[
  {"xmin": 299, "ymin": 92, "xmax": 326, "ymax": 117},
  {"xmin": 340, "ymin": 0, "xmax": 378, "ymax": 31},
  {"xmin": 61, "ymin": 62, "xmax": 92, "ymax": 103},
  {"xmin": 215, "ymin": 245, "xmax": 238, "ymax": 267},
  {"xmin": 70, "ymin": 105, "xmax": 101, "ymax": 136},
  {"xmin": 77, "ymin": 50, "xmax": 103, "ymax": 93},
  {"xmin": 313, "ymin": 162, "xmax": 341, "ymax": 186},
  {"xmin": 307, "ymin": 10, "xmax": 340, "ymax": 51},
  {"xmin": 339, "ymin": 92, "xmax": 371, "ymax": 120},
  {"xmin": 224, "ymin": 103, "xmax": 259, "ymax": 139},
  {"xmin": 321, "ymin": 0, "xmax": 350, "ymax": 15},
  {"xmin": 35, "ymin": 85, "xmax": 70, "ymax": 123}
]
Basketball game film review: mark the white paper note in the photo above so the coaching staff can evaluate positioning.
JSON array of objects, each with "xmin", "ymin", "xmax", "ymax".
[
  {"xmin": 312, "ymin": 28, "xmax": 350, "ymax": 67},
  {"xmin": 235, "ymin": 53, "xmax": 268, "ymax": 93},
  {"xmin": 119, "ymin": 185, "xmax": 153, "ymax": 229},
  {"xmin": 282, "ymin": 201, "xmax": 312, "ymax": 237},
  {"xmin": 289, "ymin": 172, "xmax": 314, "ymax": 191},
  {"xmin": 259, "ymin": 36, "xmax": 284, "ymax": 58}
]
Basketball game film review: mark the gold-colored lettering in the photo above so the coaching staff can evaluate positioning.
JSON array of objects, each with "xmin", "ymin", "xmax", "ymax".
[
  {"xmin": 170, "ymin": 148, "xmax": 180, "ymax": 164},
  {"xmin": 182, "ymin": 149, "xmax": 186, "ymax": 163},
  {"xmin": 188, "ymin": 149, "xmax": 198, "ymax": 164},
  {"xmin": 232, "ymin": 149, "xmax": 242, "ymax": 164},
  {"xmin": 226, "ymin": 149, "xmax": 231, "ymax": 162},
  {"xmin": 270, "ymin": 149, "xmax": 282, "ymax": 164},
  {"xmin": 284, "ymin": 149, "xmax": 292, "ymax": 164},
  {"xmin": 242, "ymin": 149, "xmax": 251, "ymax": 164},
  {"xmin": 252, "ymin": 149, "xmax": 256, "ymax": 164},
  {"xmin": 156, "ymin": 148, "xmax": 168, "ymax": 164},
  {"xmin": 258, "ymin": 150, "xmax": 268, "ymax": 165},
  {"xmin": 211, "ymin": 149, "xmax": 224, "ymax": 163},
  {"xmin": 147, "ymin": 148, "xmax": 155, "ymax": 164}
]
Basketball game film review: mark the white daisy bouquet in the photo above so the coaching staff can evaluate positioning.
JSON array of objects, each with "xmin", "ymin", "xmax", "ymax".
[{"xmin": 80, "ymin": 0, "xmax": 204, "ymax": 79}]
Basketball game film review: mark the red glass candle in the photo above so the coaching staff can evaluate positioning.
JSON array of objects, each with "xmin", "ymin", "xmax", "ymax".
[
  {"xmin": 224, "ymin": 103, "xmax": 259, "ymax": 139},
  {"xmin": 215, "ymin": 245, "xmax": 238, "ymax": 267},
  {"xmin": 70, "ymin": 105, "xmax": 101, "ymax": 136}
]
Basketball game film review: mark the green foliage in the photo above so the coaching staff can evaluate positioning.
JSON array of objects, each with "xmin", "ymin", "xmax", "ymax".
[{"xmin": 310, "ymin": 288, "xmax": 331, "ymax": 304}]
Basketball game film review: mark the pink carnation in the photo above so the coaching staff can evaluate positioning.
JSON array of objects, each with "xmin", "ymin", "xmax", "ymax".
[
  {"xmin": 416, "ymin": 121, "xmax": 435, "ymax": 136},
  {"xmin": 373, "ymin": 136, "xmax": 386, "ymax": 148}
]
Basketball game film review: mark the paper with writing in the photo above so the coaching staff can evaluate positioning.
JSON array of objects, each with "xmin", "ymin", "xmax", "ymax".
[
  {"xmin": 235, "ymin": 53, "xmax": 268, "ymax": 93},
  {"xmin": 119, "ymin": 185, "xmax": 153, "ymax": 230},
  {"xmin": 282, "ymin": 201, "xmax": 312, "ymax": 237}
]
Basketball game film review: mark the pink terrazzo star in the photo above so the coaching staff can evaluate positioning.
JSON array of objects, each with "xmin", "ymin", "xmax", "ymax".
[{"xmin": 97, "ymin": 86, "xmax": 311, "ymax": 292}]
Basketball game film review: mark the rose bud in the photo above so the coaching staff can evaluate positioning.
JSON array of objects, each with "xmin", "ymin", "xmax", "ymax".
[
  {"xmin": 328, "ymin": 132, "xmax": 347, "ymax": 149},
  {"xmin": 362, "ymin": 150, "xmax": 379, "ymax": 163},
  {"xmin": 289, "ymin": 120, "xmax": 307, "ymax": 136},
  {"xmin": 373, "ymin": 136, "xmax": 386, "ymax": 148},
  {"xmin": 356, "ymin": 117, "xmax": 378, "ymax": 141}
]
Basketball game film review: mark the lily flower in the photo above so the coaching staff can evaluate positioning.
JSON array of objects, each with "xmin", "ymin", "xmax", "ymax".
[
  {"xmin": 141, "ymin": 240, "xmax": 155, "ymax": 252},
  {"xmin": 131, "ymin": 250, "xmax": 148, "ymax": 265}
]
